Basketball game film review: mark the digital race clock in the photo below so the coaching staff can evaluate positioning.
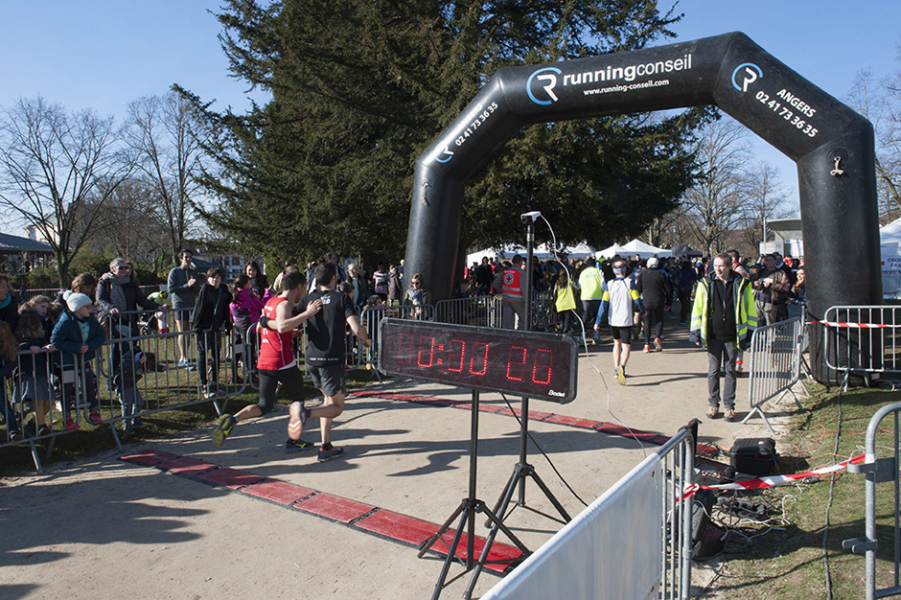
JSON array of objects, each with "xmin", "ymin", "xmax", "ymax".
[{"xmin": 378, "ymin": 318, "xmax": 578, "ymax": 403}]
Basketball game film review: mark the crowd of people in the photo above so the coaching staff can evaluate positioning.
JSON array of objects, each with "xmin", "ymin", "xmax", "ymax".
[
  {"xmin": 467, "ymin": 248, "xmax": 806, "ymax": 421},
  {"xmin": 0, "ymin": 250, "xmax": 411, "ymax": 461},
  {"xmin": 0, "ymin": 243, "xmax": 806, "ymax": 448}
]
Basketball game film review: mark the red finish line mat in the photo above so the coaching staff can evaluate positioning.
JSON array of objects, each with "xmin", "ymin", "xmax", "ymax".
[
  {"xmin": 120, "ymin": 450, "xmax": 521, "ymax": 574},
  {"xmin": 349, "ymin": 390, "xmax": 715, "ymax": 456}
]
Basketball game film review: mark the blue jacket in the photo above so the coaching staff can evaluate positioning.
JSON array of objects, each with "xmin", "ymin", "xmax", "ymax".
[{"xmin": 50, "ymin": 310, "xmax": 106, "ymax": 366}]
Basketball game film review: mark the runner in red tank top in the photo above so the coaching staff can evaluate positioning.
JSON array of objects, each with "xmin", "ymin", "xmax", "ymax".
[{"xmin": 210, "ymin": 271, "xmax": 323, "ymax": 450}]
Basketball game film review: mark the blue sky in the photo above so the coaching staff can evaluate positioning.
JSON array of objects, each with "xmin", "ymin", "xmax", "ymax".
[{"xmin": 1, "ymin": 1, "xmax": 898, "ymax": 210}]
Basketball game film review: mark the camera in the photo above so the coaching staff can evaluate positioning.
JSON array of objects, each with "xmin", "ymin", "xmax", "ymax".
[{"xmin": 520, "ymin": 211, "xmax": 542, "ymax": 224}]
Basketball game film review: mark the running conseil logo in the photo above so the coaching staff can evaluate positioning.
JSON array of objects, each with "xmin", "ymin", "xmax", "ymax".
[
  {"xmin": 731, "ymin": 63, "xmax": 762, "ymax": 93},
  {"xmin": 527, "ymin": 67, "xmax": 562, "ymax": 105}
]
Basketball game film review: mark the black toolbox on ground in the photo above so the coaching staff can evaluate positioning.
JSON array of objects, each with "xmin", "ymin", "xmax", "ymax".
[{"xmin": 730, "ymin": 438, "xmax": 778, "ymax": 475}]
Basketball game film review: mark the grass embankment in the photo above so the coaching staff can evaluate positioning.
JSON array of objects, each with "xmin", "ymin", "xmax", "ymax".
[{"xmin": 704, "ymin": 383, "xmax": 901, "ymax": 599}]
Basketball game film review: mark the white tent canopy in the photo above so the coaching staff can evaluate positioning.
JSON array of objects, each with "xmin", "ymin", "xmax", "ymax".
[
  {"xmin": 596, "ymin": 239, "xmax": 671, "ymax": 260},
  {"xmin": 466, "ymin": 242, "xmax": 596, "ymax": 265}
]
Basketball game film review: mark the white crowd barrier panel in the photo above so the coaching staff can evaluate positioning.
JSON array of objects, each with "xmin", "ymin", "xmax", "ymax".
[
  {"xmin": 481, "ymin": 426, "xmax": 695, "ymax": 600},
  {"xmin": 744, "ymin": 316, "xmax": 808, "ymax": 434},
  {"xmin": 843, "ymin": 402, "xmax": 901, "ymax": 600},
  {"xmin": 820, "ymin": 305, "xmax": 901, "ymax": 389}
]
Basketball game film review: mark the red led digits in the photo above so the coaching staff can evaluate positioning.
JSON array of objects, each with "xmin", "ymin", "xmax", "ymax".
[
  {"xmin": 417, "ymin": 335, "xmax": 435, "ymax": 367},
  {"xmin": 532, "ymin": 349, "xmax": 553, "ymax": 385},
  {"xmin": 506, "ymin": 346, "xmax": 527, "ymax": 381},
  {"xmin": 470, "ymin": 342, "xmax": 488, "ymax": 376},
  {"xmin": 448, "ymin": 339, "xmax": 466, "ymax": 373}
]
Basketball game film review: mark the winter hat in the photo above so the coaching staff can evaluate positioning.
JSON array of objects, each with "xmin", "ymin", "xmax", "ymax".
[
  {"xmin": 65, "ymin": 292, "xmax": 93, "ymax": 313},
  {"xmin": 647, "ymin": 257, "xmax": 659, "ymax": 269}
]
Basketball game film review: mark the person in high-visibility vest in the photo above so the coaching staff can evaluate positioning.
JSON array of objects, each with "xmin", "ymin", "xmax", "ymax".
[
  {"xmin": 492, "ymin": 254, "xmax": 527, "ymax": 330},
  {"xmin": 553, "ymin": 270, "xmax": 578, "ymax": 336},
  {"xmin": 689, "ymin": 252, "xmax": 757, "ymax": 422}
]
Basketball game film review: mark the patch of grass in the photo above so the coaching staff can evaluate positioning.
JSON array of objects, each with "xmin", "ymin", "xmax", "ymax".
[
  {"xmin": 0, "ymin": 365, "xmax": 378, "ymax": 477},
  {"xmin": 705, "ymin": 383, "xmax": 900, "ymax": 599}
]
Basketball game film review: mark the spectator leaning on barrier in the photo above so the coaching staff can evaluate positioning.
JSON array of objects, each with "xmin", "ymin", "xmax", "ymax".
[
  {"xmin": 0, "ymin": 321, "xmax": 22, "ymax": 440},
  {"xmin": 15, "ymin": 313, "xmax": 54, "ymax": 437},
  {"xmin": 51, "ymin": 292, "xmax": 105, "ymax": 431},
  {"xmin": 689, "ymin": 253, "xmax": 757, "ymax": 422},
  {"xmin": 168, "ymin": 249, "xmax": 202, "ymax": 369}
]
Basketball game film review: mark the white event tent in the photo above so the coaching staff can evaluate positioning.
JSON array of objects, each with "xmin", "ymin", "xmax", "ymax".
[
  {"xmin": 466, "ymin": 242, "xmax": 596, "ymax": 265},
  {"xmin": 596, "ymin": 239, "xmax": 671, "ymax": 260}
]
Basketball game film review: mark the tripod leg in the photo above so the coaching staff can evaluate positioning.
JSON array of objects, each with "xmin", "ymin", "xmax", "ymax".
[
  {"xmin": 486, "ymin": 465, "xmax": 521, "ymax": 528},
  {"xmin": 418, "ymin": 501, "xmax": 465, "ymax": 558},
  {"xmin": 527, "ymin": 468, "xmax": 572, "ymax": 523},
  {"xmin": 464, "ymin": 505, "xmax": 531, "ymax": 600},
  {"xmin": 427, "ymin": 503, "xmax": 472, "ymax": 600}
]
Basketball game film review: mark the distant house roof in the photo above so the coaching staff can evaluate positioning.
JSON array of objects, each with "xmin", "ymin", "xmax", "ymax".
[{"xmin": 0, "ymin": 232, "xmax": 54, "ymax": 254}]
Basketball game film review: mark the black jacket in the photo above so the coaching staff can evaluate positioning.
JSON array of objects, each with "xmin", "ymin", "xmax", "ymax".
[{"xmin": 191, "ymin": 283, "xmax": 233, "ymax": 331}]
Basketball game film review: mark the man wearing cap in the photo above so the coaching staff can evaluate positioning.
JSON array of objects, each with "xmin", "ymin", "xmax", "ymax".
[
  {"xmin": 637, "ymin": 257, "xmax": 672, "ymax": 353},
  {"xmin": 493, "ymin": 254, "xmax": 527, "ymax": 330}
]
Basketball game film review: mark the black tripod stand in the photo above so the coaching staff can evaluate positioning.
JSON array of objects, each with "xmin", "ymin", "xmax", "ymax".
[{"xmin": 418, "ymin": 390, "xmax": 530, "ymax": 600}]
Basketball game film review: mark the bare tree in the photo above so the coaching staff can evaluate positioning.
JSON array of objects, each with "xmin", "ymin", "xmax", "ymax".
[
  {"xmin": 79, "ymin": 177, "xmax": 170, "ymax": 265},
  {"xmin": 124, "ymin": 91, "xmax": 209, "ymax": 262},
  {"xmin": 679, "ymin": 117, "xmax": 750, "ymax": 255},
  {"xmin": 0, "ymin": 97, "xmax": 133, "ymax": 286},
  {"xmin": 849, "ymin": 68, "xmax": 901, "ymax": 221},
  {"xmin": 741, "ymin": 160, "xmax": 792, "ymax": 251}
]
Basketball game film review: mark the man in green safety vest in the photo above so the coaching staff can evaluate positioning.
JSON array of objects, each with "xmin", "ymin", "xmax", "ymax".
[{"xmin": 689, "ymin": 252, "xmax": 757, "ymax": 422}]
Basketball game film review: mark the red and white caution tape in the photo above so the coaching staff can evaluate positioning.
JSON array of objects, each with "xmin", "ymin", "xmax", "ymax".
[
  {"xmin": 682, "ymin": 454, "xmax": 868, "ymax": 500},
  {"xmin": 807, "ymin": 321, "xmax": 900, "ymax": 329}
]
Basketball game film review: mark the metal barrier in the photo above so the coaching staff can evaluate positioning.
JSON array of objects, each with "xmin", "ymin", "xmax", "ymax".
[
  {"xmin": 843, "ymin": 402, "xmax": 901, "ymax": 600},
  {"xmin": 822, "ymin": 305, "xmax": 901, "ymax": 389},
  {"xmin": 360, "ymin": 304, "xmax": 435, "ymax": 373},
  {"xmin": 531, "ymin": 291, "xmax": 555, "ymax": 331},
  {"xmin": 481, "ymin": 425, "xmax": 695, "ymax": 600},
  {"xmin": 744, "ymin": 316, "xmax": 808, "ymax": 434},
  {"xmin": 434, "ymin": 295, "xmax": 501, "ymax": 327},
  {"xmin": 0, "ymin": 312, "xmax": 247, "ymax": 471}
]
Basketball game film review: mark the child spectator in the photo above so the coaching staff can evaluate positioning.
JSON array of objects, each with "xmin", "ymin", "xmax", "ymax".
[
  {"xmin": 49, "ymin": 292, "xmax": 105, "ymax": 430},
  {"xmin": 192, "ymin": 268, "xmax": 233, "ymax": 396},
  {"xmin": 19, "ymin": 295, "xmax": 56, "ymax": 343},
  {"xmin": 230, "ymin": 274, "xmax": 265, "ymax": 383},
  {"xmin": 111, "ymin": 338, "xmax": 148, "ymax": 434},
  {"xmin": 0, "ymin": 321, "xmax": 22, "ymax": 441},
  {"xmin": 14, "ymin": 313, "xmax": 54, "ymax": 437}
]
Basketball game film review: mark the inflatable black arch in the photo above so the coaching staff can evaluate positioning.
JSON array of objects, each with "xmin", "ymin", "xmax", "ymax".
[{"xmin": 403, "ymin": 33, "xmax": 880, "ymax": 382}]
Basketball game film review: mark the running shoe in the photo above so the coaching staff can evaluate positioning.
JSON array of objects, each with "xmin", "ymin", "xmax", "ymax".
[
  {"xmin": 643, "ymin": 345, "xmax": 651, "ymax": 353},
  {"xmin": 87, "ymin": 411, "xmax": 104, "ymax": 425},
  {"xmin": 64, "ymin": 417, "xmax": 79, "ymax": 431},
  {"xmin": 317, "ymin": 446, "xmax": 345, "ymax": 462},
  {"xmin": 654, "ymin": 338, "xmax": 662, "ymax": 352},
  {"xmin": 285, "ymin": 438, "xmax": 314, "ymax": 453},
  {"xmin": 211, "ymin": 414, "xmax": 237, "ymax": 447},
  {"xmin": 615, "ymin": 366, "xmax": 626, "ymax": 386}
]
